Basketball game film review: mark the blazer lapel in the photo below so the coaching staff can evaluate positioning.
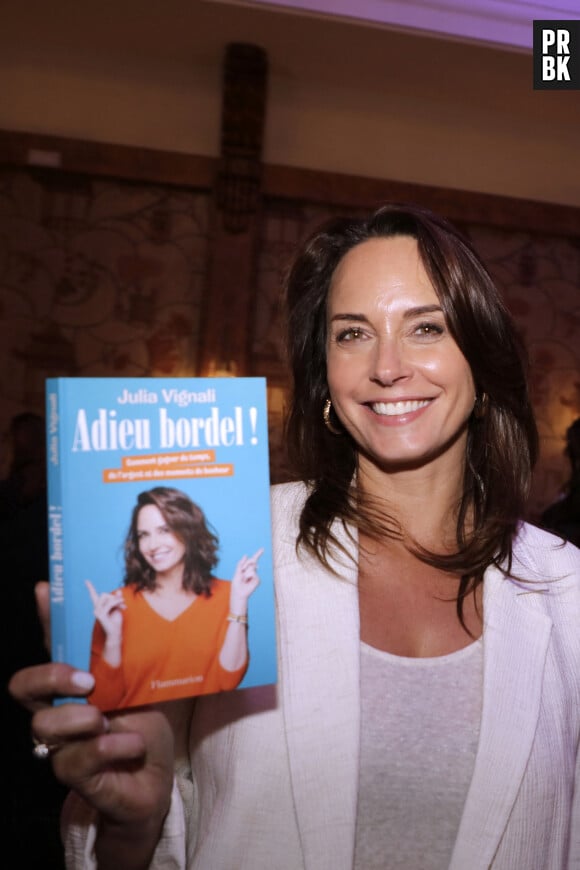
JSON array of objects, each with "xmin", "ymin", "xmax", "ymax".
[
  {"xmin": 276, "ymin": 520, "xmax": 360, "ymax": 870},
  {"xmin": 449, "ymin": 565, "xmax": 553, "ymax": 869}
]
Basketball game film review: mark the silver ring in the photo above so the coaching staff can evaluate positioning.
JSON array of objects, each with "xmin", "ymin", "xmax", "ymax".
[{"xmin": 32, "ymin": 738, "xmax": 58, "ymax": 760}]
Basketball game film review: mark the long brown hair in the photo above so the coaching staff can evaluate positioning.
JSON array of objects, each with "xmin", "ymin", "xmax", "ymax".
[
  {"xmin": 285, "ymin": 203, "xmax": 538, "ymax": 622},
  {"xmin": 124, "ymin": 487, "xmax": 219, "ymax": 596}
]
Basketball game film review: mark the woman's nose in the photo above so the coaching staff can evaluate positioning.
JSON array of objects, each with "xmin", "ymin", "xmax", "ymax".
[
  {"xmin": 147, "ymin": 534, "xmax": 160, "ymax": 550},
  {"xmin": 370, "ymin": 336, "xmax": 411, "ymax": 386}
]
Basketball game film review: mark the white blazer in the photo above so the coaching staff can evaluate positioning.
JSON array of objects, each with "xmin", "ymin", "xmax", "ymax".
[{"xmin": 66, "ymin": 482, "xmax": 580, "ymax": 870}]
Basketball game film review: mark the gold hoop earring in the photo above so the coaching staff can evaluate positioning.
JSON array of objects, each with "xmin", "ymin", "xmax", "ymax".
[
  {"xmin": 473, "ymin": 392, "xmax": 489, "ymax": 420},
  {"xmin": 323, "ymin": 398, "xmax": 342, "ymax": 435}
]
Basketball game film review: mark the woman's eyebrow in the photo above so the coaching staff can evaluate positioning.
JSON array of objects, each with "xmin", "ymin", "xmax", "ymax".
[
  {"xmin": 329, "ymin": 312, "xmax": 369, "ymax": 323},
  {"xmin": 329, "ymin": 305, "xmax": 443, "ymax": 323},
  {"xmin": 402, "ymin": 304, "xmax": 443, "ymax": 319}
]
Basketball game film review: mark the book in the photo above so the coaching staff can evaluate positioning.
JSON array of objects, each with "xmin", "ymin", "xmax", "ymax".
[{"xmin": 46, "ymin": 376, "xmax": 277, "ymax": 711}]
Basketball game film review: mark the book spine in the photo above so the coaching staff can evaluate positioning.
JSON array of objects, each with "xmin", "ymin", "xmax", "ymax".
[{"xmin": 46, "ymin": 379, "xmax": 66, "ymax": 664}]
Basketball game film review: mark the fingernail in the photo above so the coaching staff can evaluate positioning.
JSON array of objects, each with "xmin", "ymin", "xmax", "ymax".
[{"xmin": 71, "ymin": 671, "xmax": 95, "ymax": 691}]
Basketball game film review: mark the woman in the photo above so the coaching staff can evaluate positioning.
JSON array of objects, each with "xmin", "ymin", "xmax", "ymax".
[
  {"xmin": 10, "ymin": 204, "xmax": 580, "ymax": 869},
  {"xmin": 86, "ymin": 487, "xmax": 262, "ymax": 710}
]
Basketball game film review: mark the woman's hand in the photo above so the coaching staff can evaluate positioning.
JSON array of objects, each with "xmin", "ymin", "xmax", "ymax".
[
  {"xmin": 86, "ymin": 580, "xmax": 125, "ymax": 667},
  {"xmin": 229, "ymin": 548, "xmax": 263, "ymax": 616},
  {"xmin": 8, "ymin": 582, "xmax": 175, "ymax": 869}
]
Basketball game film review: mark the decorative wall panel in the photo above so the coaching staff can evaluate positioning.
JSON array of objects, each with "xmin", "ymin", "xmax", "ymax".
[{"xmin": 0, "ymin": 169, "xmax": 210, "ymax": 472}]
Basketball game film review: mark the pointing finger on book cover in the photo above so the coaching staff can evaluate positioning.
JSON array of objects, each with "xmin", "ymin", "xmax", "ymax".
[
  {"xmin": 248, "ymin": 547, "xmax": 265, "ymax": 567},
  {"xmin": 230, "ymin": 552, "xmax": 262, "ymax": 612},
  {"xmin": 85, "ymin": 581, "xmax": 125, "ymax": 665},
  {"xmin": 238, "ymin": 548, "xmax": 264, "ymax": 576},
  {"xmin": 86, "ymin": 581, "xmax": 125, "ymax": 619},
  {"xmin": 86, "ymin": 579, "xmax": 124, "ymax": 609},
  {"xmin": 85, "ymin": 579, "xmax": 99, "ymax": 607}
]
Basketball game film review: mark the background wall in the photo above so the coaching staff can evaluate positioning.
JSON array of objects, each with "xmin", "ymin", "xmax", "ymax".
[{"xmin": 2, "ymin": 0, "xmax": 579, "ymax": 205}]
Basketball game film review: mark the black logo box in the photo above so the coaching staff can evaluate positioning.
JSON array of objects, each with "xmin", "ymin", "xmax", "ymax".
[{"xmin": 533, "ymin": 20, "xmax": 580, "ymax": 90}]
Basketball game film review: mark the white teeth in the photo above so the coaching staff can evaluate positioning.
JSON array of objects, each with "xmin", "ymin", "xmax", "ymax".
[{"xmin": 372, "ymin": 400, "xmax": 430, "ymax": 416}]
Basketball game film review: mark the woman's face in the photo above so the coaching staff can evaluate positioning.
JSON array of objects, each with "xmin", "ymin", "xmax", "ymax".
[
  {"xmin": 326, "ymin": 235, "xmax": 475, "ymax": 476},
  {"xmin": 137, "ymin": 503, "xmax": 186, "ymax": 576}
]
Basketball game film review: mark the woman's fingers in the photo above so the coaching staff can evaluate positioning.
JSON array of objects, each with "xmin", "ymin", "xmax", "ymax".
[
  {"xmin": 31, "ymin": 696, "xmax": 108, "ymax": 748},
  {"xmin": 86, "ymin": 582, "xmax": 125, "ymax": 612},
  {"xmin": 8, "ymin": 662, "xmax": 95, "ymax": 713},
  {"xmin": 230, "ymin": 547, "xmax": 265, "ymax": 613},
  {"xmin": 238, "ymin": 548, "xmax": 264, "ymax": 570},
  {"xmin": 86, "ymin": 584, "xmax": 125, "ymax": 639},
  {"xmin": 85, "ymin": 579, "xmax": 99, "ymax": 606},
  {"xmin": 249, "ymin": 547, "xmax": 265, "ymax": 566},
  {"xmin": 50, "ymin": 729, "xmax": 148, "ymax": 788},
  {"xmin": 243, "ymin": 550, "xmax": 262, "ymax": 587},
  {"xmin": 236, "ymin": 548, "xmax": 264, "ymax": 575},
  {"xmin": 49, "ymin": 709, "xmax": 174, "ymax": 824},
  {"xmin": 9, "ymin": 663, "xmax": 174, "ymax": 830}
]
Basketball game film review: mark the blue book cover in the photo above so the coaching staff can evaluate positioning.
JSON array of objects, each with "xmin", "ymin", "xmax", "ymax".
[{"xmin": 46, "ymin": 376, "xmax": 276, "ymax": 711}]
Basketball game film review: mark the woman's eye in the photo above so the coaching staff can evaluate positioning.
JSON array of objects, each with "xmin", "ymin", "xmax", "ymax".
[
  {"xmin": 336, "ymin": 326, "xmax": 364, "ymax": 342},
  {"xmin": 413, "ymin": 322, "xmax": 444, "ymax": 337}
]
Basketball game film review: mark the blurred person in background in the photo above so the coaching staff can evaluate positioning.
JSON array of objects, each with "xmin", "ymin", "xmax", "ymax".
[{"xmin": 541, "ymin": 417, "xmax": 580, "ymax": 547}]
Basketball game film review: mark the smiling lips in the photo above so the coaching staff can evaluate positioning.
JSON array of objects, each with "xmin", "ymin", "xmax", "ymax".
[
  {"xmin": 371, "ymin": 399, "xmax": 432, "ymax": 417},
  {"xmin": 148, "ymin": 549, "xmax": 172, "ymax": 562}
]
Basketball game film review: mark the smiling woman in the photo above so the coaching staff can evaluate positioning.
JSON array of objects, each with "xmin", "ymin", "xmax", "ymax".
[
  {"xmin": 86, "ymin": 486, "xmax": 262, "ymax": 710},
  {"xmin": 286, "ymin": 204, "xmax": 539, "ymax": 632},
  {"xmin": 326, "ymin": 236, "xmax": 476, "ymax": 477}
]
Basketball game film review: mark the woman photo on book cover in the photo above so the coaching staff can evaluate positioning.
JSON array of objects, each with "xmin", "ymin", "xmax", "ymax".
[
  {"xmin": 86, "ymin": 486, "xmax": 262, "ymax": 711},
  {"xmin": 10, "ymin": 203, "xmax": 580, "ymax": 869}
]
